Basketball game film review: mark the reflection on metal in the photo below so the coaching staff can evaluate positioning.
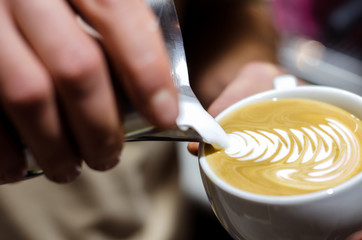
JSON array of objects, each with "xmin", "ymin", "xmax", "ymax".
[
  {"xmin": 126, "ymin": 0, "xmax": 229, "ymax": 148},
  {"xmin": 175, "ymin": 58, "xmax": 190, "ymax": 87},
  {"xmin": 295, "ymin": 40, "xmax": 325, "ymax": 69},
  {"xmin": 279, "ymin": 36, "xmax": 362, "ymax": 95}
]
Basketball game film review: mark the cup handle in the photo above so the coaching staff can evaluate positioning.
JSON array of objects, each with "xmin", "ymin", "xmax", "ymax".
[{"xmin": 273, "ymin": 75, "xmax": 298, "ymax": 90}]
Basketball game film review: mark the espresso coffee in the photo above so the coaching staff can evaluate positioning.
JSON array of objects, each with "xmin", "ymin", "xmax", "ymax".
[{"xmin": 205, "ymin": 98, "xmax": 362, "ymax": 196}]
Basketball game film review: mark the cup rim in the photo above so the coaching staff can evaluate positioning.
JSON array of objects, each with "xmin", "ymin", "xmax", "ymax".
[{"xmin": 199, "ymin": 85, "xmax": 362, "ymax": 205}]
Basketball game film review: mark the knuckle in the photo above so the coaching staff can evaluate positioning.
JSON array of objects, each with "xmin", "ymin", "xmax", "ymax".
[
  {"xmin": 73, "ymin": 0, "xmax": 144, "ymax": 23},
  {"xmin": 72, "ymin": 0, "xmax": 120, "ymax": 20},
  {"xmin": 131, "ymin": 56, "xmax": 154, "ymax": 73},
  {"xmin": 6, "ymin": 88, "xmax": 49, "ymax": 110},
  {"xmin": 3, "ymin": 76, "xmax": 52, "ymax": 110},
  {"xmin": 53, "ymin": 43, "xmax": 102, "ymax": 86},
  {"xmin": 86, "ymin": 0, "xmax": 133, "ymax": 10}
]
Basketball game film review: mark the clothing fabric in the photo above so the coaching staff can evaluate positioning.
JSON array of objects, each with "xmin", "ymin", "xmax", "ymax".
[{"xmin": 0, "ymin": 142, "xmax": 185, "ymax": 240}]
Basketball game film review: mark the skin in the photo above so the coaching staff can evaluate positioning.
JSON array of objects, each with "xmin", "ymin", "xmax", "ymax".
[
  {"xmin": 347, "ymin": 231, "xmax": 362, "ymax": 240},
  {"xmin": 0, "ymin": 0, "xmax": 178, "ymax": 183},
  {"xmin": 1, "ymin": 0, "xmax": 361, "ymax": 238}
]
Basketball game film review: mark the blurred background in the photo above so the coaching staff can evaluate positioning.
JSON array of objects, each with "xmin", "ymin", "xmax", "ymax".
[{"xmin": 273, "ymin": 0, "xmax": 362, "ymax": 94}]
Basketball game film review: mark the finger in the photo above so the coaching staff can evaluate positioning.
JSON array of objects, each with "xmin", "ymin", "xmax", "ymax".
[
  {"xmin": 0, "ymin": 2, "xmax": 81, "ymax": 182},
  {"xmin": 208, "ymin": 62, "xmax": 282, "ymax": 117},
  {"xmin": 346, "ymin": 231, "xmax": 362, "ymax": 240},
  {"xmin": 187, "ymin": 142, "xmax": 200, "ymax": 156},
  {"xmin": 0, "ymin": 112, "xmax": 26, "ymax": 183},
  {"xmin": 69, "ymin": 0, "xmax": 178, "ymax": 128},
  {"xmin": 11, "ymin": 0, "xmax": 123, "ymax": 170}
]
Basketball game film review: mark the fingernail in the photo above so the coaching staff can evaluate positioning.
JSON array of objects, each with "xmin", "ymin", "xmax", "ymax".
[
  {"xmin": 93, "ymin": 157, "xmax": 119, "ymax": 171},
  {"xmin": 150, "ymin": 89, "xmax": 178, "ymax": 127},
  {"xmin": 46, "ymin": 166, "xmax": 81, "ymax": 183},
  {"xmin": 88, "ymin": 157, "xmax": 119, "ymax": 171}
]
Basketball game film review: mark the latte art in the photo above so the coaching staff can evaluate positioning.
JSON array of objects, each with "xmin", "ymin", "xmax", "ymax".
[
  {"xmin": 206, "ymin": 99, "xmax": 362, "ymax": 196},
  {"xmin": 226, "ymin": 119, "xmax": 359, "ymax": 182}
]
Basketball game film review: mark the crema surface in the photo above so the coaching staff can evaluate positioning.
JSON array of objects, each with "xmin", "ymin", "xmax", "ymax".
[{"xmin": 205, "ymin": 99, "xmax": 362, "ymax": 196}]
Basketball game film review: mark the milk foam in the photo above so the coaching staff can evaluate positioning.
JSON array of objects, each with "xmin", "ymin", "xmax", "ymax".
[
  {"xmin": 206, "ymin": 98, "xmax": 362, "ymax": 195},
  {"xmin": 224, "ymin": 118, "xmax": 359, "ymax": 183}
]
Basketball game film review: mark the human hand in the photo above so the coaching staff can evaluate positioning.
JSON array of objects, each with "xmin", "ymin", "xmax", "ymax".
[
  {"xmin": 347, "ymin": 231, "xmax": 362, "ymax": 240},
  {"xmin": 0, "ymin": 0, "xmax": 178, "ymax": 183}
]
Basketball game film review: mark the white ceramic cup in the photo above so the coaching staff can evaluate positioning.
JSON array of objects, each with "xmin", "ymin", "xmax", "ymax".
[{"xmin": 199, "ymin": 76, "xmax": 362, "ymax": 240}]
